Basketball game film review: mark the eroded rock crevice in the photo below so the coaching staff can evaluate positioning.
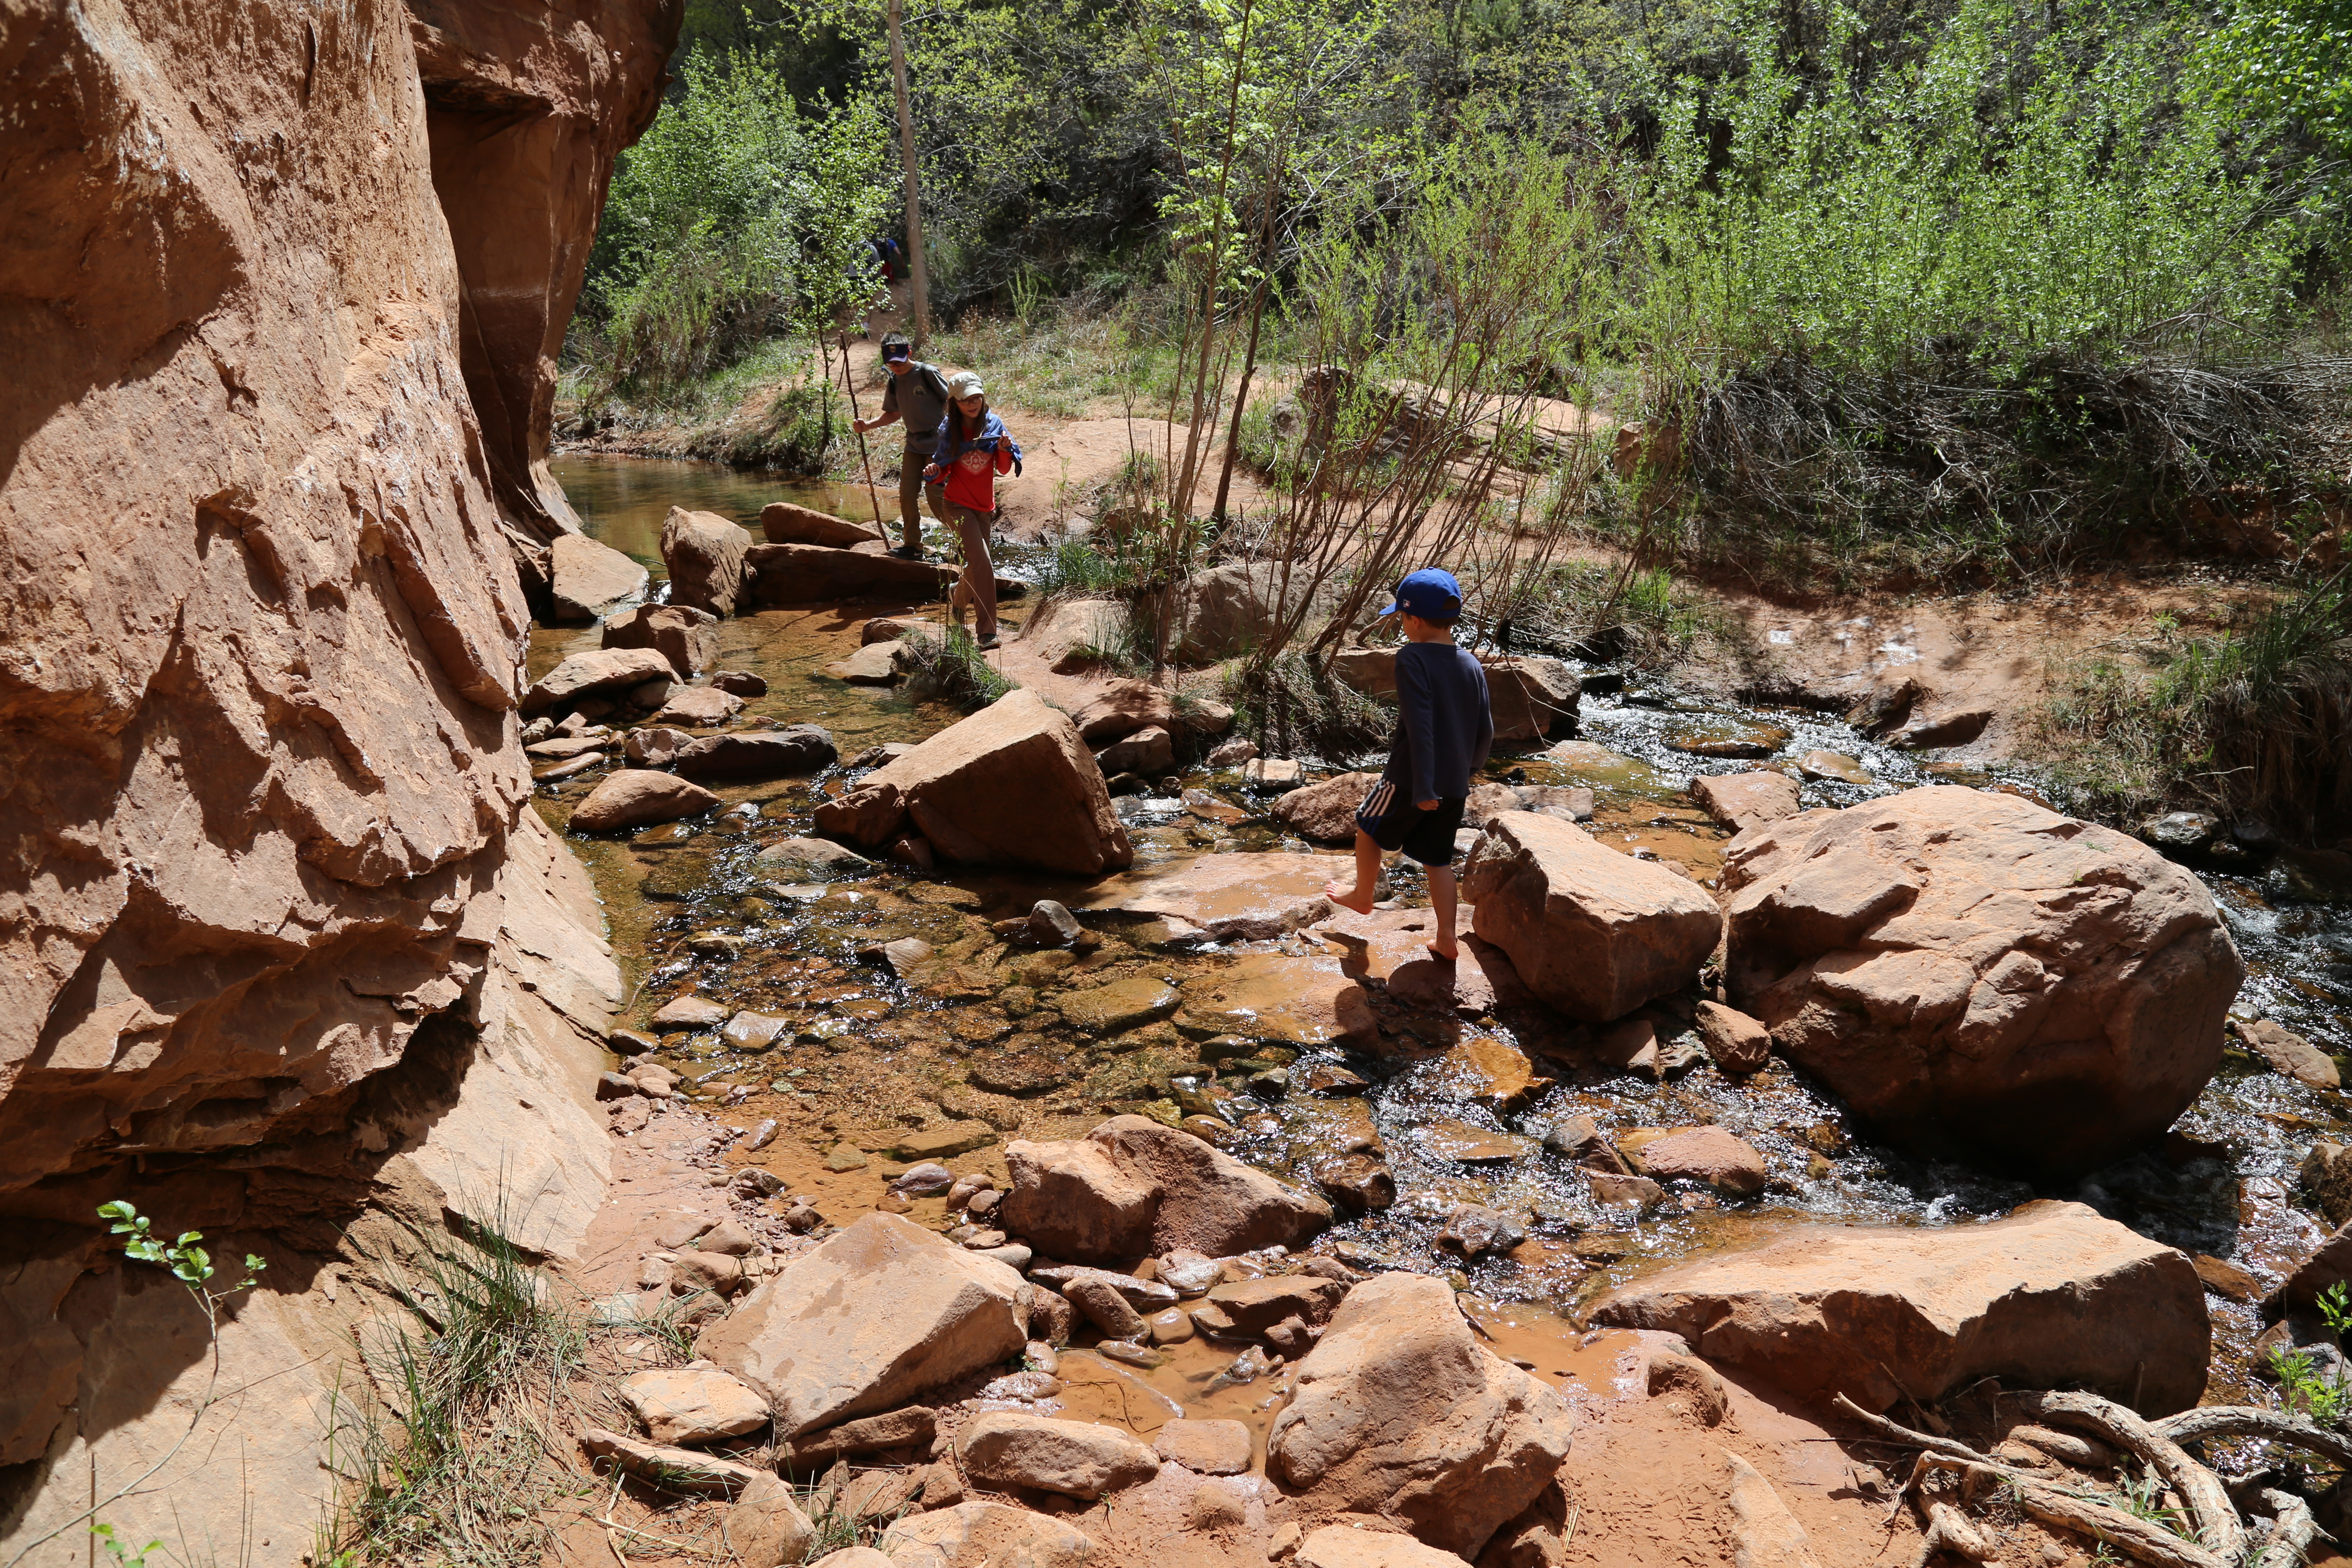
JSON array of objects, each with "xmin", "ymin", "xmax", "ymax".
[{"xmin": 0, "ymin": 0, "xmax": 669, "ymax": 1551}]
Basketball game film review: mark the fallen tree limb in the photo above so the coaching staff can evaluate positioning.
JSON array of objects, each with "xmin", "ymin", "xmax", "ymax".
[
  {"xmin": 2013, "ymin": 1391, "xmax": 2244, "ymax": 1562},
  {"xmin": 2248, "ymin": 1488, "xmax": 2320, "ymax": 1568},
  {"xmin": 1916, "ymin": 1455, "xmax": 2233, "ymax": 1568},
  {"xmin": 2155, "ymin": 1406, "xmax": 2352, "ymax": 1470},
  {"xmin": 1833, "ymin": 1395, "xmax": 2232, "ymax": 1568}
]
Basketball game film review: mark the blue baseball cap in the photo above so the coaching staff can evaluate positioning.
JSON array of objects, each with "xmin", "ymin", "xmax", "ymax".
[{"xmin": 1377, "ymin": 567, "xmax": 1463, "ymax": 623}]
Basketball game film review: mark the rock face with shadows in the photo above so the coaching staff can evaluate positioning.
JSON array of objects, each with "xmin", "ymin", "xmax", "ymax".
[
  {"xmin": 1461, "ymin": 813, "xmax": 1723, "ymax": 1022},
  {"xmin": 0, "ymin": 0, "xmax": 669, "ymax": 1550},
  {"xmin": 1721, "ymin": 787, "xmax": 2242, "ymax": 1179},
  {"xmin": 1000, "ymin": 1116, "xmax": 1332, "ymax": 1264},
  {"xmin": 815, "ymin": 690, "xmax": 1133, "ymax": 874},
  {"xmin": 1586, "ymin": 1198, "xmax": 2208, "ymax": 1415},
  {"xmin": 701, "ymin": 1213, "xmax": 1028, "ymax": 1437},
  {"xmin": 1269, "ymin": 1272, "xmax": 1574, "ymax": 1559}
]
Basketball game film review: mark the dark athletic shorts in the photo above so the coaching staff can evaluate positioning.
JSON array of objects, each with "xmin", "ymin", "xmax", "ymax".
[{"xmin": 1354, "ymin": 778, "xmax": 1467, "ymax": 867}]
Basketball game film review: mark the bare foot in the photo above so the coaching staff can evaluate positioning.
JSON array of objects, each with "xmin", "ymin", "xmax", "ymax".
[
  {"xmin": 1426, "ymin": 940, "xmax": 1459, "ymax": 962},
  {"xmin": 1323, "ymin": 879, "xmax": 1376, "ymax": 915}
]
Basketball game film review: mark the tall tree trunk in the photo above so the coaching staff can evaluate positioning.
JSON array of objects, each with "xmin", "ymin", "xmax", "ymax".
[{"xmin": 887, "ymin": 0, "xmax": 931, "ymax": 345}]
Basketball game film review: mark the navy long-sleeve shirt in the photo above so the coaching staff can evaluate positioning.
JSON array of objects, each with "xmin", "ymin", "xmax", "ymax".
[{"xmin": 1382, "ymin": 641, "xmax": 1493, "ymax": 803}]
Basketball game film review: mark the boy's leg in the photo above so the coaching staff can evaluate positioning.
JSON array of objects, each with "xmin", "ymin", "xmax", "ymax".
[
  {"xmin": 1426, "ymin": 862, "xmax": 1459, "ymax": 959},
  {"xmin": 1323, "ymin": 830, "xmax": 1384, "ymax": 915}
]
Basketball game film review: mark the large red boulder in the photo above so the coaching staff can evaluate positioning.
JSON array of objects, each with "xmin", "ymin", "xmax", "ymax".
[
  {"xmin": 813, "ymin": 690, "xmax": 1132, "ymax": 873},
  {"xmin": 998, "ymin": 1115, "xmax": 1331, "ymax": 1263},
  {"xmin": 1586, "ymin": 1199, "xmax": 2208, "ymax": 1415},
  {"xmin": 1722, "ymin": 786, "xmax": 2242, "ymax": 1179},
  {"xmin": 1461, "ymin": 812, "xmax": 1721, "ymax": 1022},
  {"xmin": 1269, "ymin": 1271, "xmax": 1574, "ymax": 1559},
  {"xmin": 658, "ymin": 506, "xmax": 752, "ymax": 617}
]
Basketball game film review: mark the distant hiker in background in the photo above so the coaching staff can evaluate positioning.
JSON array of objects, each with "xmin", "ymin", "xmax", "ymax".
[
  {"xmin": 925, "ymin": 371, "xmax": 1022, "ymax": 650},
  {"xmin": 1323, "ymin": 568, "xmax": 1494, "ymax": 958},
  {"xmin": 851, "ymin": 332, "xmax": 950, "ymax": 559},
  {"xmin": 871, "ymin": 234, "xmax": 903, "ymax": 282}
]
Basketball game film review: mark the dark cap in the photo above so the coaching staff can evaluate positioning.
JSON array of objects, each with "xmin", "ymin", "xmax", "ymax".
[{"xmin": 1376, "ymin": 568, "xmax": 1464, "ymax": 623}]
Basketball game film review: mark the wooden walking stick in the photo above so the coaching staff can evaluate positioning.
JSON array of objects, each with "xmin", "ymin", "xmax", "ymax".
[{"xmin": 837, "ymin": 333, "xmax": 889, "ymax": 534}]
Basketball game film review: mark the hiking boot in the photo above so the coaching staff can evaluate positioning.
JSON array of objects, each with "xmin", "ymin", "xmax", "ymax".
[
  {"xmin": 975, "ymin": 634, "xmax": 1000, "ymax": 651},
  {"xmin": 889, "ymin": 544, "xmax": 925, "ymax": 560}
]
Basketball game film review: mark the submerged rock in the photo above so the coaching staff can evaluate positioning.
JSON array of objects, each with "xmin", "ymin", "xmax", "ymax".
[
  {"xmin": 999, "ymin": 1115, "xmax": 1332, "ymax": 1264},
  {"xmin": 1269, "ymin": 1272, "xmax": 1574, "ymax": 1559},
  {"xmin": 1088, "ymin": 851, "xmax": 1338, "ymax": 940},
  {"xmin": 1461, "ymin": 813, "xmax": 1722, "ymax": 1022},
  {"xmin": 1586, "ymin": 1198, "xmax": 2208, "ymax": 1414},
  {"xmin": 814, "ymin": 690, "xmax": 1133, "ymax": 874},
  {"xmin": 1722, "ymin": 786, "xmax": 2244, "ymax": 1179}
]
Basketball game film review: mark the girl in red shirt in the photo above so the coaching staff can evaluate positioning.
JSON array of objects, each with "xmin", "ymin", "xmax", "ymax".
[{"xmin": 922, "ymin": 371, "xmax": 1022, "ymax": 649}]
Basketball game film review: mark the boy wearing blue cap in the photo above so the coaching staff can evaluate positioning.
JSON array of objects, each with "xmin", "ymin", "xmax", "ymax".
[{"xmin": 1324, "ymin": 568, "xmax": 1493, "ymax": 959}]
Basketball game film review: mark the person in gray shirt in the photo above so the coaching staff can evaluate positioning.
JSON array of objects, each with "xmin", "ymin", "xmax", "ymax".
[
  {"xmin": 1324, "ymin": 568, "xmax": 1493, "ymax": 960},
  {"xmin": 851, "ymin": 332, "xmax": 952, "ymax": 557}
]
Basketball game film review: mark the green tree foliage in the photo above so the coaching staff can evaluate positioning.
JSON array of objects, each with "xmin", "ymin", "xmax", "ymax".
[
  {"xmin": 587, "ymin": 46, "xmax": 891, "ymax": 393},
  {"xmin": 2198, "ymin": 0, "xmax": 2352, "ymax": 155},
  {"xmin": 1632, "ymin": 0, "xmax": 2322, "ymax": 372}
]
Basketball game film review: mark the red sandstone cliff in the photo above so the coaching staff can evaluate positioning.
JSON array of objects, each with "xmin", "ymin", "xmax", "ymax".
[{"xmin": 0, "ymin": 0, "xmax": 675, "ymax": 1550}]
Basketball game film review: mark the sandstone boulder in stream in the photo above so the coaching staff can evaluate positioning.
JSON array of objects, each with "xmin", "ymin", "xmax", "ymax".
[
  {"xmin": 762, "ymin": 499, "xmax": 884, "ymax": 546},
  {"xmin": 746, "ymin": 542, "xmax": 1022, "ymax": 604},
  {"xmin": 1269, "ymin": 1272, "xmax": 1574, "ymax": 1559},
  {"xmin": 674, "ymin": 726, "xmax": 839, "ymax": 781},
  {"xmin": 570, "ymin": 770, "xmax": 722, "ymax": 832},
  {"xmin": 1000, "ymin": 1115, "xmax": 1332, "ymax": 1263},
  {"xmin": 1586, "ymin": 1198, "xmax": 2208, "ymax": 1415},
  {"xmin": 814, "ymin": 690, "xmax": 1133, "ymax": 873},
  {"xmin": 524, "ymin": 647, "xmax": 680, "ymax": 714},
  {"xmin": 700, "ymin": 1213, "xmax": 1026, "ymax": 1437},
  {"xmin": 659, "ymin": 506, "xmax": 754, "ymax": 616},
  {"xmin": 604, "ymin": 603, "xmax": 720, "ymax": 677},
  {"xmin": 1461, "ymin": 812, "xmax": 1723, "ymax": 1021},
  {"xmin": 1721, "ymin": 786, "xmax": 2244, "ymax": 1179},
  {"xmin": 1485, "ymin": 656, "xmax": 1579, "ymax": 742},
  {"xmin": 550, "ymin": 532, "xmax": 649, "ymax": 623}
]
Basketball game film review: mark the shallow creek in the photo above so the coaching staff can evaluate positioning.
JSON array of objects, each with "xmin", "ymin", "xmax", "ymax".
[{"xmin": 544, "ymin": 453, "xmax": 2352, "ymax": 1423}]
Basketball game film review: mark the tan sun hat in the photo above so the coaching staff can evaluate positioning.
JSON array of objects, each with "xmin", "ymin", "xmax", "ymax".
[{"xmin": 946, "ymin": 370, "xmax": 986, "ymax": 399}]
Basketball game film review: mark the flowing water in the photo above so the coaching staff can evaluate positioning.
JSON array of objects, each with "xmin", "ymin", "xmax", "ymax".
[{"xmin": 539, "ymin": 453, "xmax": 2352, "ymax": 1412}]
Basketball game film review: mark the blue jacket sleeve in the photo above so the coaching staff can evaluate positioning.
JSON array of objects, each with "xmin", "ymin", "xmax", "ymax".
[
  {"xmin": 1397, "ymin": 650, "xmax": 1440, "ymax": 805},
  {"xmin": 1471, "ymin": 662, "xmax": 1494, "ymax": 775}
]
